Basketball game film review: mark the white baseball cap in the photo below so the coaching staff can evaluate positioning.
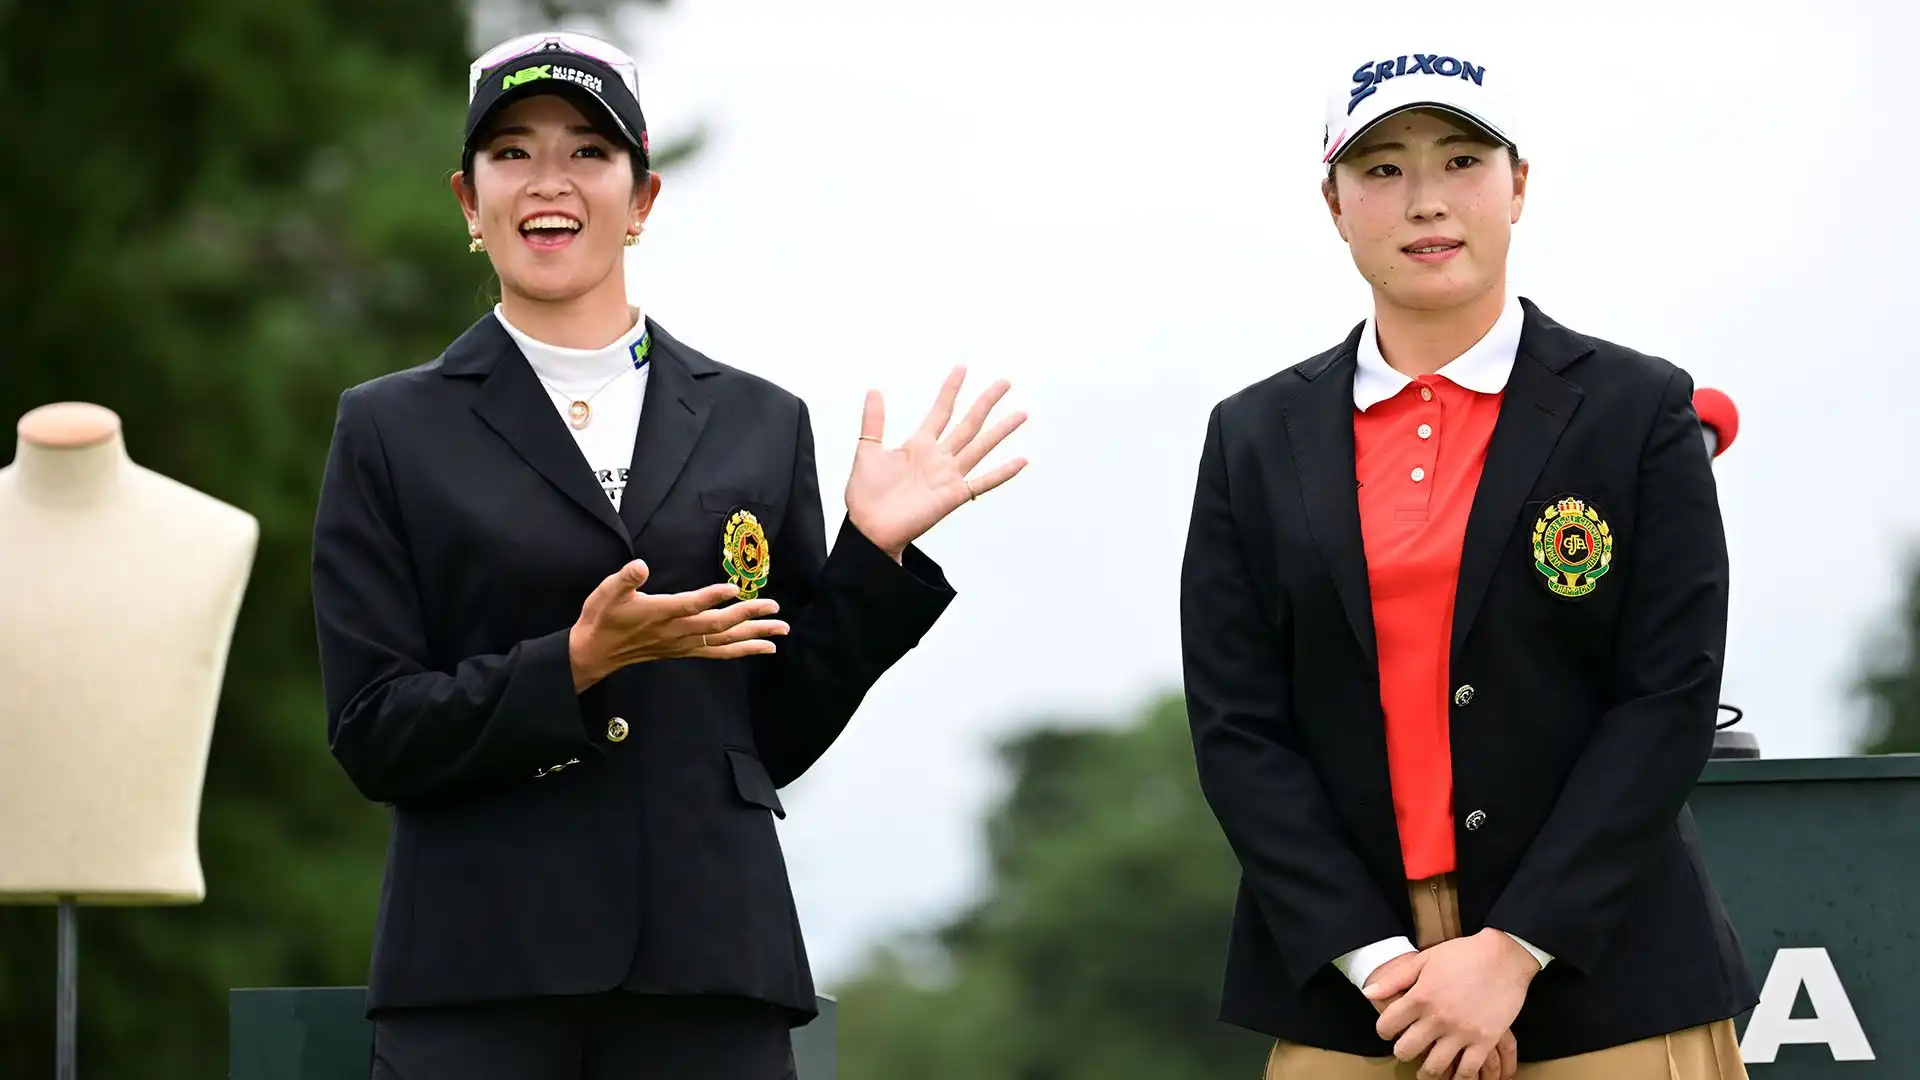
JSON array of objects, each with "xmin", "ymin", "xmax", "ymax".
[{"xmin": 1321, "ymin": 51, "xmax": 1518, "ymax": 171}]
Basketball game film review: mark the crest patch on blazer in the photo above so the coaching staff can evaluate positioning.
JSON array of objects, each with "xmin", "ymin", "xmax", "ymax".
[
  {"xmin": 1531, "ymin": 496, "xmax": 1613, "ymax": 599},
  {"xmin": 722, "ymin": 509, "xmax": 771, "ymax": 600}
]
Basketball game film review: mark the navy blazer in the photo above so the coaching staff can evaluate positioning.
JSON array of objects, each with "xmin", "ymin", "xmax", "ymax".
[
  {"xmin": 311, "ymin": 312, "xmax": 953, "ymax": 1021},
  {"xmin": 1180, "ymin": 299, "xmax": 1759, "ymax": 1060}
]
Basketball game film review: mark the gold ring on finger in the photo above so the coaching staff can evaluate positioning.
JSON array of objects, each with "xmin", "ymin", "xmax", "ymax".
[
  {"xmin": 701, "ymin": 634, "xmax": 710, "ymax": 649},
  {"xmin": 963, "ymin": 477, "xmax": 978, "ymax": 502}
]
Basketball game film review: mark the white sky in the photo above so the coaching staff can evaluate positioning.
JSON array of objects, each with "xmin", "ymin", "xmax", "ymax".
[{"xmin": 567, "ymin": 0, "xmax": 1920, "ymax": 986}]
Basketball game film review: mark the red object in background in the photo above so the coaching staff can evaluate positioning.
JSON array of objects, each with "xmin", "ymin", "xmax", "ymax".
[{"xmin": 1693, "ymin": 388, "xmax": 1738, "ymax": 458}]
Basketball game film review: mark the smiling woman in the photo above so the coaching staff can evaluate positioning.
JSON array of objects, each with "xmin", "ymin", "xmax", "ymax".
[
  {"xmin": 455, "ymin": 68, "xmax": 657, "ymax": 337},
  {"xmin": 308, "ymin": 28, "xmax": 1028, "ymax": 1080}
]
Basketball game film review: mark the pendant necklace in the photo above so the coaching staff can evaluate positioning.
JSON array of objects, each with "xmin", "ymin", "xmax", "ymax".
[{"xmin": 540, "ymin": 330, "xmax": 652, "ymax": 431}]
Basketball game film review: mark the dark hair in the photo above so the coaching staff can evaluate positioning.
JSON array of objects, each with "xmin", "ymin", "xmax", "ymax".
[{"xmin": 460, "ymin": 92, "xmax": 650, "ymax": 190}]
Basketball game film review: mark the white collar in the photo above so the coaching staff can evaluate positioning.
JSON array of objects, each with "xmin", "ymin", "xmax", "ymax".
[
  {"xmin": 494, "ymin": 303, "xmax": 649, "ymax": 388},
  {"xmin": 1352, "ymin": 295, "xmax": 1523, "ymax": 411}
]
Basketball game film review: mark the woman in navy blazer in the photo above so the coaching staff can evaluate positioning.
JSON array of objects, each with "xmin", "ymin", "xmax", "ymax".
[
  {"xmin": 1180, "ymin": 49, "xmax": 1755, "ymax": 1080},
  {"xmin": 311, "ymin": 30, "xmax": 1025, "ymax": 1080}
]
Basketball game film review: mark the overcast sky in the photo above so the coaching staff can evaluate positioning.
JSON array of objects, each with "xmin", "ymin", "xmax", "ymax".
[{"xmin": 566, "ymin": 0, "xmax": 1920, "ymax": 987}]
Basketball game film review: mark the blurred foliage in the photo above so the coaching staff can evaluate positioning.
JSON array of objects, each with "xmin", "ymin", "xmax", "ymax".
[
  {"xmin": 831, "ymin": 693, "xmax": 1272, "ymax": 1080},
  {"xmin": 1856, "ymin": 552, "xmax": 1920, "ymax": 754},
  {"xmin": 0, "ymin": 0, "xmax": 682, "ymax": 1075}
]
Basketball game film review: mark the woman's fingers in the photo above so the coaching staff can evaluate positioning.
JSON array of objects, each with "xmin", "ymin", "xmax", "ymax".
[
  {"xmin": 963, "ymin": 456, "xmax": 1029, "ymax": 499},
  {"xmin": 955, "ymin": 409, "xmax": 1028, "ymax": 473},
  {"xmin": 663, "ymin": 582, "xmax": 756, "ymax": 618},
  {"xmin": 700, "ymin": 637, "xmax": 780, "ymax": 660},
  {"xmin": 696, "ymin": 618, "xmax": 790, "ymax": 649},
  {"xmin": 594, "ymin": 586, "xmax": 787, "ymax": 662},
  {"xmin": 941, "ymin": 380, "xmax": 1011, "ymax": 456},
  {"xmin": 915, "ymin": 365, "xmax": 967, "ymax": 441},
  {"xmin": 683, "ymin": 597, "xmax": 781, "ymax": 635}
]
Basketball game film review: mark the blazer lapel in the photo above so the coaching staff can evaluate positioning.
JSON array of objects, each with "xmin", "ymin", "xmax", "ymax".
[
  {"xmin": 1281, "ymin": 327, "xmax": 1378, "ymax": 668},
  {"xmin": 452, "ymin": 315, "xmax": 630, "ymax": 543},
  {"xmin": 617, "ymin": 319, "xmax": 715, "ymax": 543},
  {"xmin": 1449, "ymin": 299, "xmax": 1591, "ymax": 664}
]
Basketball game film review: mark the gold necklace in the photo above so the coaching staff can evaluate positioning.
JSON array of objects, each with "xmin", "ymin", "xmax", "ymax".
[{"xmin": 536, "ymin": 330, "xmax": 652, "ymax": 430}]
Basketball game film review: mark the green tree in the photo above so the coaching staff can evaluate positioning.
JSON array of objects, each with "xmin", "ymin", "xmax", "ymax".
[
  {"xmin": 0, "ymin": 1, "xmax": 686, "ymax": 1075},
  {"xmin": 1856, "ymin": 552, "xmax": 1920, "ymax": 754},
  {"xmin": 832, "ymin": 693, "xmax": 1273, "ymax": 1080}
]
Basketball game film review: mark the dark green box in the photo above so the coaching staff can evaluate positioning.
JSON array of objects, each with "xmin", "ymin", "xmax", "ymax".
[
  {"xmin": 228, "ymin": 987, "xmax": 836, "ymax": 1079},
  {"xmin": 1691, "ymin": 754, "xmax": 1920, "ymax": 1076}
]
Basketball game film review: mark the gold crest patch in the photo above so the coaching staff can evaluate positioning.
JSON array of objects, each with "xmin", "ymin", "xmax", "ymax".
[
  {"xmin": 721, "ymin": 509, "xmax": 771, "ymax": 600},
  {"xmin": 1531, "ymin": 496, "xmax": 1613, "ymax": 599}
]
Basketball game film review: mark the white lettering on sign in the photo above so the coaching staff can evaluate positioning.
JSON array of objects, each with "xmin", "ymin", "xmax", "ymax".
[{"xmin": 1740, "ymin": 948, "xmax": 1875, "ymax": 1063}]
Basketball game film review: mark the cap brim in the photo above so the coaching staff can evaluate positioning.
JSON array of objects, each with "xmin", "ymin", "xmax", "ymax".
[
  {"xmin": 464, "ymin": 79, "xmax": 644, "ymax": 152},
  {"xmin": 1326, "ymin": 102, "xmax": 1515, "ymax": 171}
]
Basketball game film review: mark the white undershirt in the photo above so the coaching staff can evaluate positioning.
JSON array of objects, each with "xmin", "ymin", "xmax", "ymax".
[{"xmin": 495, "ymin": 304, "xmax": 650, "ymax": 512}]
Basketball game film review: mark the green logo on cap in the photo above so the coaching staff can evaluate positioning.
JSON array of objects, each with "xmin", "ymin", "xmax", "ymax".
[{"xmin": 503, "ymin": 65, "xmax": 551, "ymax": 90}]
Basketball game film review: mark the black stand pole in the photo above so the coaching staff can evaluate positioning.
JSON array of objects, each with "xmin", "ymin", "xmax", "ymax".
[{"xmin": 56, "ymin": 897, "xmax": 76, "ymax": 1080}]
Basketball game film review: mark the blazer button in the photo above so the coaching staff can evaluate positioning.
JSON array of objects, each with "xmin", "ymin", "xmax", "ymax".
[
  {"xmin": 606, "ymin": 717, "xmax": 630, "ymax": 743},
  {"xmin": 1453, "ymin": 685, "xmax": 1476, "ymax": 707},
  {"xmin": 1464, "ymin": 810, "xmax": 1487, "ymax": 831}
]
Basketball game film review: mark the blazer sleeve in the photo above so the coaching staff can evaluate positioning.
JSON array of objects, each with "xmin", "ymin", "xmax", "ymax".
[
  {"xmin": 1484, "ymin": 368, "xmax": 1729, "ymax": 975},
  {"xmin": 312, "ymin": 387, "xmax": 599, "ymax": 805},
  {"xmin": 1181, "ymin": 402, "xmax": 1407, "ymax": 989},
  {"xmin": 747, "ymin": 399, "xmax": 956, "ymax": 787}
]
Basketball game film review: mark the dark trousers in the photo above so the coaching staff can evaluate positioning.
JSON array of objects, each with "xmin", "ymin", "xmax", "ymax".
[{"xmin": 369, "ymin": 992, "xmax": 798, "ymax": 1080}]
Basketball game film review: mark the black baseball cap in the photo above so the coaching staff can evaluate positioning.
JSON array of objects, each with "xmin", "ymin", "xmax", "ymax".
[{"xmin": 464, "ymin": 32, "xmax": 650, "ymax": 167}]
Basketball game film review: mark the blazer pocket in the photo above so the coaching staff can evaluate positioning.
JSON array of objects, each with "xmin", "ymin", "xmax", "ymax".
[
  {"xmin": 700, "ymin": 489, "xmax": 773, "ymax": 515},
  {"xmin": 725, "ymin": 747, "xmax": 786, "ymax": 819}
]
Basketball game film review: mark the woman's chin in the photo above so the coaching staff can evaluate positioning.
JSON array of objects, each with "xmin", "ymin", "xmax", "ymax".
[
  {"xmin": 499, "ymin": 265, "xmax": 611, "ymax": 305},
  {"xmin": 1379, "ymin": 274, "xmax": 1490, "ymax": 313}
]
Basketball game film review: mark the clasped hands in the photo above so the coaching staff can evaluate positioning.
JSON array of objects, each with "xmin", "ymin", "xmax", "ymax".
[
  {"xmin": 1360, "ymin": 928, "xmax": 1541, "ymax": 1080},
  {"xmin": 567, "ymin": 366, "xmax": 1025, "ymax": 691}
]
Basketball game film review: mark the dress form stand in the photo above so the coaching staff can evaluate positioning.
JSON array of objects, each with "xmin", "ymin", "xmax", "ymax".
[{"xmin": 0, "ymin": 403, "xmax": 258, "ymax": 1078}]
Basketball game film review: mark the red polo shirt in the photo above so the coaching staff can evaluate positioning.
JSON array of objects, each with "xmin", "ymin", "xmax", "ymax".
[{"xmin": 1354, "ymin": 373, "xmax": 1503, "ymax": 881}]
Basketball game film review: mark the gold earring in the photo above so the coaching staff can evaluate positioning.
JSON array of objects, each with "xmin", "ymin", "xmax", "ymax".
[
  {"xmin": 624, "ymin": 224, "xmax": 642, "ymax": 248},
  {"xmin": 469, "ymin": 234, "xmax": 486, "ymax": 253}
]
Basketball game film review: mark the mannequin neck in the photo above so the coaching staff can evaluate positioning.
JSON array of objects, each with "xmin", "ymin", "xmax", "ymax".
[{"xmin": 10, "ymin": 431, "xmax": 130, "ymax": 508}]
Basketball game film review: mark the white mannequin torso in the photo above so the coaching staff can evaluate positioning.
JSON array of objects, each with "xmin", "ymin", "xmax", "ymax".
[{"xmin": 0, "ymin": 403, "xmax": 258, "ymax": 904}]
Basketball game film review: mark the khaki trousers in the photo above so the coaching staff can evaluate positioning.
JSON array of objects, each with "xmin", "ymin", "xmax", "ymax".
[{"xmin": 1264, "ymin": 875, "xmax": 1747, "ymax": 1080}]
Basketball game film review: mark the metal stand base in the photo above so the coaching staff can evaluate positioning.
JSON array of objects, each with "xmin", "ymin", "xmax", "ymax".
[{"xmin": 57, "ymin": 897, "xmax": 76, "ymax": 1080}]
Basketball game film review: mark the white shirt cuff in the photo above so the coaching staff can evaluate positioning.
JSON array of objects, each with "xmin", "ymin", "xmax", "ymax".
[
  {"xmin": 1332, "ymin": 936, "xmax": 1418, "ymax": 989},
  {"xmin": 1500, "ymin": 931, "xmax": 1553, "ymax": 971}
]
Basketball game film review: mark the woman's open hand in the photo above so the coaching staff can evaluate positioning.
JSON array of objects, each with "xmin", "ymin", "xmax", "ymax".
[
  {"xmin": 844, "ymin": 365, "xmax": 1027, "ymax": 559},
  {"xmin": 568, "ymin": 559, "xmax": 789, "ymax": 691}
]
